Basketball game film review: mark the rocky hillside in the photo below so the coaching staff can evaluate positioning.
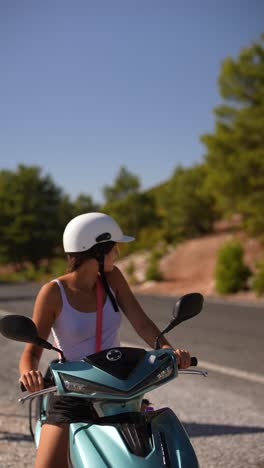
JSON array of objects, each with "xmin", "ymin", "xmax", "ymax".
[{"xmin": 117, "ymin": 227, "xmax": 264, "ymax": 303}]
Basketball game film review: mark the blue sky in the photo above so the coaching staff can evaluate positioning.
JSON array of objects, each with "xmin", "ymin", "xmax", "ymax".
[{"xmin": 1, "ymin": 1, "xmax": 263, "ymax": 203}]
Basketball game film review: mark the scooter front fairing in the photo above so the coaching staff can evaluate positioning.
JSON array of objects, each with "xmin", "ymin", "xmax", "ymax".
[
  {"xmin": 46, "ymin": 347, "xmax": 199, "ymax": 468},
  {"xmin": 69, "ymin": 407, "xmax": 199, "ymax": 468}
]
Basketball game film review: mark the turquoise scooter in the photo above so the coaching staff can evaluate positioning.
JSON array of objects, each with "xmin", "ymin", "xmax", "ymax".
[{"xmin": 0, "ymin": 292, "xmax": 207, "ymax": 467}]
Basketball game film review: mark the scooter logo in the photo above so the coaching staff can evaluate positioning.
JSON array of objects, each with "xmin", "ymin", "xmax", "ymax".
[{"xmin": 106, "ymin": 349, "xmax": 122, "ymax": 361}]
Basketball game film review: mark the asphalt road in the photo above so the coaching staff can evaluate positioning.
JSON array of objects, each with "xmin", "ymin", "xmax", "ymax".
[{"xmin": 0, "ymin": 282, "xmax": 263, "ymax": 467}]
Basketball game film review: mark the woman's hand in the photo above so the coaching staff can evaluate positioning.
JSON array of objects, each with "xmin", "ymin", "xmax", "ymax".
[
  {"xmin": 19, "ymin": 370, "xmax": 44, "ymax": 393},
  {"xmin": 174, "ymin": 349, "xmax": 191, "ymax": 369},
  {"xmin": 162, "ymin": 345, "xmax": 191, "ymax": 369}
]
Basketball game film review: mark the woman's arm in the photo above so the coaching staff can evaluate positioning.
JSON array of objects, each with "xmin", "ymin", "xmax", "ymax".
[
  {"xmin": 109, "ymin": 267, "xmax": 191, "ymax": 369},
  {"xmin": 19, "ymin": 281, "xmax": 61, "ymax": 392}
]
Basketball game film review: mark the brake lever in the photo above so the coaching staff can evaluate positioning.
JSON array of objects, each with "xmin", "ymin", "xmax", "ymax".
[{"xmin": 18, "ymin": 386, "xmax": 57, "ymax": 404}]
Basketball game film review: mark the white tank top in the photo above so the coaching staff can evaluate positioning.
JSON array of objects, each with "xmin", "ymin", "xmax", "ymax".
[{"xmin": 51, "ymin": 279, "xmax": 121, "ymax": 361}]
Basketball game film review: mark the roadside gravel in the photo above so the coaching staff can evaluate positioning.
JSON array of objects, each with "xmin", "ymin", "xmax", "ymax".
[{"xmin": 0, "ymin": 402, "xmax": 35, "ymax": 468}]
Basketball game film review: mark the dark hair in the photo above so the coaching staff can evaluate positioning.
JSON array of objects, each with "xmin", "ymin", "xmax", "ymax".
[{"xmin": 66, "ymin": 241, "xmax": 116, "ymax": 273}]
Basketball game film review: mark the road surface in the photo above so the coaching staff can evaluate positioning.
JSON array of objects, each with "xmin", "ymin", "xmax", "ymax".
[{"xmin": 0, "ymin": 282, "xmax": 263, "ymax": 467}]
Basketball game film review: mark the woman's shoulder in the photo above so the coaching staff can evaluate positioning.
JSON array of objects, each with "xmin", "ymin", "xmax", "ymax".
[
  {"xmin": 29, "ymin": 280, "xmax": 65, "ymax": 329},
  {"xmin": 106, "ymin": 266, "xmax": 129, "ymax": 293},
  {"xmin": 36, "ymin": 278, "xmax": 63, "ymax": 307}
]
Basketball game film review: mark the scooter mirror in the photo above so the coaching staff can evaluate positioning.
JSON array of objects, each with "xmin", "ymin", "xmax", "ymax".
[
  {"xmin": 172, "ymin": 292, "xmax": 204, "ymax": 325},
  {"xmin": 0, "ymin": 314, "xmax": 39, "ymax": 344},
  {"xmin": 154, "ymin": 292, "xmax": 204, "ymax": 349},
  {"xmin": 0, "ymin": 313, "xmax": 54, "ymax": 351}
]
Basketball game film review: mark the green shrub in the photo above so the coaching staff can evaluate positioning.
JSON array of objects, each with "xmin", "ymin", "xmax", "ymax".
[
  {"xmin": 215, "ymin": 240, "xmax": 252, "ymax": 294},
  {"xmin": 0, "ymin": 257, "xmax": 66, "ymax": 283},
  {"xmin": 135, "ymin": 227, "xmax": 163, "ymax": 251},
  {"xmin": 126, "ymin": 260, "xmax": 135, "ymax": 277},
  {"xmin": 145, "ymin": 251, "xmax": 164, "ymax": 282},
  {"xmin": 0, "ymin": 271, "xmax": 22, "ymax": 282},
  {"xmin": 48, "ymin": 257, "xmax": 66, "ymax": 278},
  {"xmin": 252, "ymin": 259, "xmax": 264, "ymax": 297},
  {"xmin": 125, "ymin": 260, "xmax": 137, "ymax": 285}
]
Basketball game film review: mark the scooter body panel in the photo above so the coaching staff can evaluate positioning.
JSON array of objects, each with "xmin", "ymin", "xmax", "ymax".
[
  {"xmin": 34, "ymin": 420, "xmax": 42, "ymax": 448},
  {"xmin": 50, "ymin": 348, "xmax": 177, "ymax": 401},
  {"xmin": 69, "ymin": 408, "xmax": 199, "ymax": 468}
]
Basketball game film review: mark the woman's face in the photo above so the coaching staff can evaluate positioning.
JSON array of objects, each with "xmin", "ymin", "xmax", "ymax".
[{"xmin": 104, "ymin": 244, "xmax": 120, "ymax": 272}]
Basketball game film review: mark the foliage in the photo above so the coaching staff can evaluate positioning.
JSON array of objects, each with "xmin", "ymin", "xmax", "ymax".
[
  {"xmin": 102, "ymin": 166, "xmax": 140, "ymax": 203},
  {"xmin": 201, "ymin": 34, "xmax": 264, "ymax": 239},
  {"xmin": 125, "ymin": 260, "xmax": 137, "ymax": 285},
  {"xmin": 133, "ymin": 227, "xmax": 164, "ymax": 252},
  {"xmin": 145, "ymin": 250, "xmax": 164, "ymax": 282},
  {"xmin": 0, "ymin": 165, "xmax": 67, "ymax": 267},
  {"xmin": 215, "ymin": 240, "xmax": 252, "ymax": 294},
  {"xmin": 47, "ymin": 257, "xmax": 67, "ymax": 278},
  {"xmin": 160, "ymin": 164, "xmax": 217, "ymax": 243},
  {"xmin": 0, "ymin": 257, "xmax": 66, "ymax": 283},
  {"xmin": 72, "ymin": 194, "xmax": 100, "ymax": 217},
  {"xmin": 252, "ymin": 259, "xmax": 264, "ymax": 296},
  {"xmin": 0, "ymin": 165, "xmax": 102, "ymax": 268},
  {"xmin": 103, "ymin": 191, "xmax": 162, "ymax": 256}
]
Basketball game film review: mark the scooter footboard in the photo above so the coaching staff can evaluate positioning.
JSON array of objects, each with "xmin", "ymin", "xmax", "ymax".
[{"xmin": 69, "ymin": 408, "xmax": 199, "ymax": 468}]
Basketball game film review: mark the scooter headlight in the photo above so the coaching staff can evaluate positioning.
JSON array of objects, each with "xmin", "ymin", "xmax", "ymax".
[
  {"xmin": 59, "ymin": 373, "xmax": 117, "ymax": 395},
  {"xmin": 155, "ymin": 360, "xmax": 174, "ymax": 382},
  {"xmin": 150, "ymin": 358, "xmax": 174, "ymax": 384},
  {"xmin": 59, "ymin": 357, "xmax": 175, "ymax": 397},
  {"xmin": 60, "ymin": 374, "xmax": 87, "ymax": 393}
]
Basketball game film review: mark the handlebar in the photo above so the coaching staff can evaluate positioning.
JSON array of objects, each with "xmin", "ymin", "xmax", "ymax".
[
  {"xmin": 190, "ymin": 357, "xmax": 198, "ymax": 367},
  {"xmin": 20, "ymin": 382, "xmax": 26, "ymax": 392},
  {"xmin": 19, "ymin": 385, "xmax": 57, "ymax": 404},
  {"xmin": 20, "ymin": 377, "xmax": 54, "ymax": 393},
  {"xmin": 18, "ymin": 356, "xmax": 205, "ymax": 404},
  {"xmin": 20, "ymin": 356, "xmax": 198, "ymax": 393}
]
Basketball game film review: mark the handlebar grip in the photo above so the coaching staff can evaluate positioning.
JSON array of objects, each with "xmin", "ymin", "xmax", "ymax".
[
  {"xmin": 190, "ymin": 357, "xmax": 198, "ymax": 367},
  {"xmin": 19, "ymin": 377, "xmax": 54, "ymax": 392},
  {"xmin": 20, "ymin": 382, "xmax": 27, "ymax": 392}
]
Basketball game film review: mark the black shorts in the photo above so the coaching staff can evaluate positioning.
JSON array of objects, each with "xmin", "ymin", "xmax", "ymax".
[{"xmin": 44, "ymin": 393, "xmax": 98, "ymax": 425}]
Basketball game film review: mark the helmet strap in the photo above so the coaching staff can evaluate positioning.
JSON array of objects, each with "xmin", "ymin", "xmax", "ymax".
[{"xmin": 98, "ymin": 257, "xmax": 119, "ymax": 312}]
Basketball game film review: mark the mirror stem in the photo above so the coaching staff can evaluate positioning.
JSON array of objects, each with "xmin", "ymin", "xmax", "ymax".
[
  {"xmin": 51, "ymin": 346, "xmax": 66, "ymax": 362},
  {"xmin": 36, "ymin": 337, "xmax": 66, "ymax": 362},
  {"xmin": 154, "ymin": 332, "xmax": 164, "ymax": 350}
]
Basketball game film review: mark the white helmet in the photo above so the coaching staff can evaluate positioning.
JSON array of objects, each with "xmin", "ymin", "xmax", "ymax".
[{"xmin": 63, "ymin": 212, "xmax": 135, "ymax": 253}]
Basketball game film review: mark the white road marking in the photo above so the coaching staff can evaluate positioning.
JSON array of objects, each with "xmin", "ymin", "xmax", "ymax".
[
  {"xmin": 203, "ymin": 296, "xmax": 264, "ymax": 309},
  {"xmin": 198, "ymin": 359, "xmax": 264, "ymax": 384},
  {"xmin": 121, "ymin": 341, "xmax": 264, "ymax": 385},
  {"xmin": 135, "ymin": 290, "xmax": 264, "ymax": 309}
]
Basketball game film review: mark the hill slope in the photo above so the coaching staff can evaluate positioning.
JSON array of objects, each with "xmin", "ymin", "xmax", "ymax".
[{"xmin": 117, "ymin": 230, "xmax": 264, "ymax": 303}]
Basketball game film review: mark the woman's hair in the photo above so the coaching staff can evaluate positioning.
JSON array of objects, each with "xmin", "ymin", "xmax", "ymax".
[{"xmin": 66, "ymin": 241, "xmax": 116, "ymax": 273}]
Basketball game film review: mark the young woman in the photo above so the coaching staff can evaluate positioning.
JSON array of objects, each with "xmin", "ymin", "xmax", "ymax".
[{"xmin": 19, "ymin": 212, "xmax": 191, "ymax": 468}]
